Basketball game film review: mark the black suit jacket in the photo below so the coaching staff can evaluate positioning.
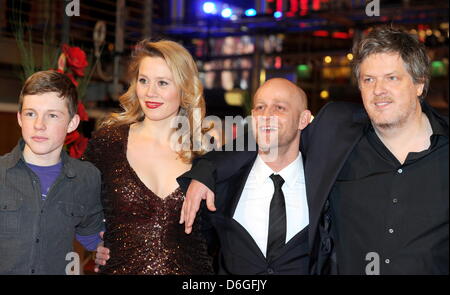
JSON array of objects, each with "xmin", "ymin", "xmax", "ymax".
[
  {"xmin": 192, "ymin": 155, "xmax": 310, "ymax": 275},
  {"xmin": 300, "ymin": 102, "xmax": 370, "ymax": 274}
]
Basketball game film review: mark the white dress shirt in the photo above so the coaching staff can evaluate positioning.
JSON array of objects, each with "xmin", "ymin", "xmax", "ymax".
[{"xmin": 233, "ymin": 153, "xmax": 309, "ymax": 257}]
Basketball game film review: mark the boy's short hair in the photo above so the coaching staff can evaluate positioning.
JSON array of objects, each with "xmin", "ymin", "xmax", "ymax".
[{"xmin": 19, "ymin": 70, "xmax": 79, "ymax": 118}]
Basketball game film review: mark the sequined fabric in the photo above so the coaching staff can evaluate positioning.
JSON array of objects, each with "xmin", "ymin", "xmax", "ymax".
[{"xmin": 83, "ymin": 124, "xmax": 214, "ymax": 275}]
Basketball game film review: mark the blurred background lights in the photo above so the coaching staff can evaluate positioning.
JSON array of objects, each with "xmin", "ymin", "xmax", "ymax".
[
  {"xmin": 431, "ymin": 60, "xmax": 447, "ymax": 77},
  {"xmin": 202, "ymin": 2, "xmax": 217, "ymax": 14},
  {"xmin": 245, "ymin": 8, "xmax": 257, "ymax": 17},
  {"xmin": 221, "ymin": 7, "xmax": 233, "ymax": 18},
  {"xmin": 320, "ymin": 90, "xmax": 330, "ymax": 99},
  {"xmin": 297, "ymin": 64, "xmax": 311, "ymax": 79},
  {"xmin": 274, "ymin": 11, "xmax": 283, "ymax": 18}
]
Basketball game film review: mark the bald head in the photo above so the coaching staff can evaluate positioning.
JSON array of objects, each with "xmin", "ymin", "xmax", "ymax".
[
  {"xmin": 251, "ymin": 78, "xmax": 311, "ymax": 167},
  {"xmin": 254, "ymin": 78, "xmax": 307, "ymax": 111}
]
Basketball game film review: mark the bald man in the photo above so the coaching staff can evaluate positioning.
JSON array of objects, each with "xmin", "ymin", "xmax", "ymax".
[{"xmin": 178, "ymin": 78, "xmax": 312, "ymax": 274}]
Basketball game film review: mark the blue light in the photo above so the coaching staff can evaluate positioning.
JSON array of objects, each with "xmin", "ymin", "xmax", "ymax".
[
  {"xmin": 221, "ymin": 8, "xmax": 233, "ymax": 18},
  {"xmin": 203, "ymin": 2, "xmax": 216, "ymax": 14},
  {"xmin": 274, "ymin": 11, "xmax": 283, "ymax": 18},
  {"xmin": 245, "ymin": 8, "xmax": 257, "ymax": 17}
]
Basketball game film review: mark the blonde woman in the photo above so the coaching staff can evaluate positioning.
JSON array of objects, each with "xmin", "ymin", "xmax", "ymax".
[{"xmin": 83, "ymin": 40, "xmax": 214, "ymax": 274}]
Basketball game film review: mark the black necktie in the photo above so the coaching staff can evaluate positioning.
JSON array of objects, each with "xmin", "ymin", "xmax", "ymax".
[{"xmin": 267, "ymin": 173, "xmax": 286, "ymax": 262}]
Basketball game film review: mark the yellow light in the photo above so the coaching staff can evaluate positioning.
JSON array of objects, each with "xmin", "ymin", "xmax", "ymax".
[
  {"xmin": 320, "ymin": 90, "xmax": 329, "ymax": 99},
  {"xmin": 418, "ymin": 30, "xmax": 426, "ymax": 39},
  {"xmin": 324, "ymin": 56, "xmax": 332, "ymax": 64},
  {"xmin": 426, "ymin": 29, "xmax": 433, "ymax": 36},
  {"xmin": 346, "ymin": 53, "xmax": 354, "ymax": 61},
  {"xmin": 260, "ymin": 69, "xmax": 266, "ymax": 85},
  {"xmin": 225, "ymin": 90, "xmax": 245, "ymax": 106}
]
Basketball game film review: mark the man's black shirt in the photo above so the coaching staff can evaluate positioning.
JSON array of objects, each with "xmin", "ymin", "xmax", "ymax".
[{"xmin": 330, "ymin": 103, "xmax": 449, "ymax": 274}]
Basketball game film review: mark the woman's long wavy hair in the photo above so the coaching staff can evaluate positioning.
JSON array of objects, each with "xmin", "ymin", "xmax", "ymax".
[{"xmin": 102, "ymin": 39, "xmax": 208, "ymax": 163}]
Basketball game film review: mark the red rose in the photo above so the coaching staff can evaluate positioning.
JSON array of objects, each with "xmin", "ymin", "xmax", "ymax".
[
  {"xmin": 77, "ymin": 102, "xmax": 89, "ymax": 122},
  {"xmin": 62, "ymin": 44, "xmax": 88, "ymax": 77},
  {"xmin": 71, "ymin": 66, "xmax": 86, "ymax": 77},
  {"xmin": 66, "ymin": 72, "xmax": 79, "ymax": 87},
  {"xmin": 69, "ymin": 135, "xmax": 89, "ymax": 159},
  {"xmin": 65, "ymin": 130, "xmax": 80, "ymax": 146}
]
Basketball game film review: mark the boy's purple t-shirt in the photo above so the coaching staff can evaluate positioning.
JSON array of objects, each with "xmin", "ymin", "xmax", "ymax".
[
  {"xmin": 26, "ymin": 162, "xmax": 62, "ymax": 200},
  {"xmin": 26, "ymin": 161, "xmax": 102, "ymax": 251}
]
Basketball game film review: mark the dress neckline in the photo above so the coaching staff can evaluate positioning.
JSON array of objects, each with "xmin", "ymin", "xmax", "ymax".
[{"xmin": 120, "ymin": 123, "xmax": 182, "ymax": 201}]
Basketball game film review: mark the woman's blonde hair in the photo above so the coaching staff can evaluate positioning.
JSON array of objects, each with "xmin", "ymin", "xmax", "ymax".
[{"xmin": 102, "ymin": 39, "xmax": 208, "ymax": 163}]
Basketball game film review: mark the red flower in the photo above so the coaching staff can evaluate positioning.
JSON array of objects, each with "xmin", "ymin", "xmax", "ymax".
[
  {"xmin": 54, "ymin": 46, "xmax": 91, "ymax": 159},
  {"xmin": 62, "ymin": 44, "xmax": 88, "ymax": 77},
  {"xmin": 71, "ymin": 66, "xmax": 86, "ymax": 77},
  {"xmin": 68, "ymin": 135, "xmax": 89, "ymax": 159},
  {"xmin": 65, "ymin": 130, "xmax": 80, "ymax": 146},
  {"xmin": 77, "ymin": 102, "xmax": 89, "ymax": 121},
  {"xmin": 66, "ymin": 72, "xmax": 79, "ymax": 87}
]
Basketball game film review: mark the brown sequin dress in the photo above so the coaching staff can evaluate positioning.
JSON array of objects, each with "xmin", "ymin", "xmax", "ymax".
[{"xmin": 83, "ymin": 124, "xmax": 214, "ymax": 275}]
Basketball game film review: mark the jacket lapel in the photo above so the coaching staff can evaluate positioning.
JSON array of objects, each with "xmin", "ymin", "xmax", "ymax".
[
  {"xmin": 220, "ymin": 154, "xmax": 268, "ymax": 262},
  {"xmin": 223, "ymin": 153, "xmax": 257, "ymax": 218}
]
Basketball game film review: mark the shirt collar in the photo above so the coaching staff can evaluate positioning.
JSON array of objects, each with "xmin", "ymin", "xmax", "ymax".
[
  {"xmin": 421, "ymin": 100, "xmax": 448, "ymax": 137},
  {"xmin": 254, "ymin": 153, "xmax": 303, "ymax": 188},
  {"xmin": 5, "ymin": 138, "xmax": 76, "ymax": 178},
  {"xmin": 3, "ymin": 139, "xmax": 24, "ymax": 169}
]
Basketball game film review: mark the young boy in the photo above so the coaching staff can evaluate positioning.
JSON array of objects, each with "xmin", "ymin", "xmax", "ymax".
[{"xmin": 0, "ymin": 70, "xmax": 104, "ymax": 274}]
